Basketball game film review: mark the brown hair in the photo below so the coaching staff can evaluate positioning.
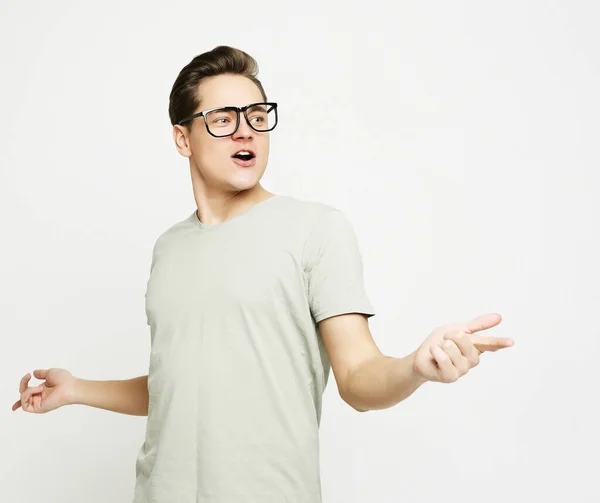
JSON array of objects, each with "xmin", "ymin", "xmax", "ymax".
[{"xmin": 168, "ymin": 45, "xmax": 267, "ymax": 130}]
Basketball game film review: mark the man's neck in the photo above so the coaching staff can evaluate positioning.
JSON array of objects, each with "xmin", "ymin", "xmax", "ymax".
[{"xmin": 192, "ymin": 183, "xmax": 274, "ymax": 227}]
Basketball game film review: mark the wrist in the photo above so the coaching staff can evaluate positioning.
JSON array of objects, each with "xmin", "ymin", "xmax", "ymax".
[
  {"xmin": 68, "ymin": 377, "xmax": 84, "ymax": 406},
  {"xmin": 408, "ymin": 351, "xmax": 430, "ymax": 386}
]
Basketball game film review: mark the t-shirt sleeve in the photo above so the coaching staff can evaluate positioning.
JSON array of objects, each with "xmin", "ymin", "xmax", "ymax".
[
  {"xmin": 144, "ymin": 238, "xmax": 160, "ymax": 327},
  {"xmin": 303, "ymin": 209, "xmax": 375, "ymax": 323}
]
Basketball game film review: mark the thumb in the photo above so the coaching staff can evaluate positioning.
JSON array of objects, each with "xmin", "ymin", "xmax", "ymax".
[
  {"xmin": 464, "ymin": 313, "xmax": 503, "ymax": 334},
  {"xmin": 33, "ymin": 369, "xmax": 49, "ymax": 380}
]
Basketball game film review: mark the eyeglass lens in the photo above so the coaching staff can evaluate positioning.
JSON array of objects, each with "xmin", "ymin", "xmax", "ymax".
[{"xmin": 205, "ymin": 103, "xmax": 276, "ymax": 136}]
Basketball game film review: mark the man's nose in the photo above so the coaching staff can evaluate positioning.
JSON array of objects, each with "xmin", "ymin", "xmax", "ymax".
[{"xmin": 233, "ymin": 115, "xmax": 253, "ymax": 139}]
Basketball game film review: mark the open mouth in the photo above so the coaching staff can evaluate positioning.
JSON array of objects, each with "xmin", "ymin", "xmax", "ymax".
[{"xmin": 232, "ymin": 149, "xmax": 256, "ymax": 161}]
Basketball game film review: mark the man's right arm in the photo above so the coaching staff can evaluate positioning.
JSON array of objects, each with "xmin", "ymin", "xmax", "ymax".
[
  {"xmin": 71, "ymin": 376, "xmax": 149, "ymax": 416},
  {"xmin": 13, "ymin": 369, "xmax": 149, "ymax": 416}
]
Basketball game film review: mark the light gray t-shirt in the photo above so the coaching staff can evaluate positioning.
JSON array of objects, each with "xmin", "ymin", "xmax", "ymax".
[{"xmin": 133, "ymin": 195, "xmax": 375, "ymax": 503}]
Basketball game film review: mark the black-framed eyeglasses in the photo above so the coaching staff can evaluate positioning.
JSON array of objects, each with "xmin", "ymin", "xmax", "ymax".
[{"xmin": 177, "ymin": 102, "xmax": 278, "ymax": 138}]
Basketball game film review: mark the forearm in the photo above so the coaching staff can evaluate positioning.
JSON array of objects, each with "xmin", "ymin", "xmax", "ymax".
[
  {"xmin": 71, "ymin": 375, "xmax": 149, "ymax": 416},
  {"xmin": 342, "ymin": 353, "xmax": 427, "ymax": 412}
]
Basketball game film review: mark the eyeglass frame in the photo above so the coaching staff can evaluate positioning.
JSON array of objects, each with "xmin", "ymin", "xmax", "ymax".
[{"xmin": 176, "ymin": 101, "xmax": 278, "ymax": 138}]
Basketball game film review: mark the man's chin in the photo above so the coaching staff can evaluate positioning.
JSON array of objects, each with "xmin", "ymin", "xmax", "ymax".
[
  {"xmin": 223, "ymin": 176, "xmax": 258, "ymax": 193},
  {"xmin": 228, "ymin": 168, "xmax": 265, "ymax": 191}
]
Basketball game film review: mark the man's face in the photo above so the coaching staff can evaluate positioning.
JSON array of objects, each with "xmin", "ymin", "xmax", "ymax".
[{"xmin": 175, "ymin": 74, "xmax": 271, "ymax": 193}]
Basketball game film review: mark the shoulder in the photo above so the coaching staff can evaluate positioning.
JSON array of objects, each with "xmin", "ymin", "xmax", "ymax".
[
  {"xmin": 271, "ymin": 196, "xmax": 361, "ymax": 269},
  {"xmin": 274, "ymin": 195, "xmax": 344, "ymax": 227},
  {"xmin": 270, "ymin": 196, "xmax": 361, "ymax": 246},
  {"xmin": 150, "ymin": 212, "xmax": 197, "ymax": 256}
]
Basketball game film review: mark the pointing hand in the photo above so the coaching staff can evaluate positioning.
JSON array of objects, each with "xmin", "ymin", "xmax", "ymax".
[{"xmin": 413, "ymin": 313, "xmax": 514, "ymax": 383}]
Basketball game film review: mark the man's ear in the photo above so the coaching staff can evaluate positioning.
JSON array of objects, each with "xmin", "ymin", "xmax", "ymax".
[{"xmin": 173, "ymin": 125, "xmax": 192, "ymax": 158}]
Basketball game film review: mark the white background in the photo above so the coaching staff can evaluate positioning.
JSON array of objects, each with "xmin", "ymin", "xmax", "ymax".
[{"xmin": 1, "ymin": 1, "xmax": 599, "ymax": 502}]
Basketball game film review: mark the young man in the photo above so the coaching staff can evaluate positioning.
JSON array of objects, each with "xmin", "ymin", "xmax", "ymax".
[{"xmin": 13, "ymin": 46, "xmax": 514, "ymax": 502}]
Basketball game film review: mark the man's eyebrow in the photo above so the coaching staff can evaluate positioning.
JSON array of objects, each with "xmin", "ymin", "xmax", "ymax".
[
  {"xmin": 203, "ymin": 104, "xmax": 267, "ymax": 113},
  {"xmin": 246, "ymin": 104, "xmax": 268, "ymax": 112}
]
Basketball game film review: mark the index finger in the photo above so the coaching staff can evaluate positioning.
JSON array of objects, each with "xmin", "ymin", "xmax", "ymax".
[
  {"xmin": 19, "ymin": 373, "xmax": 31, "ymax": 393},
  {"xmin": 472, "ymin": 334, "xmax": 514, "ymax": 353}
]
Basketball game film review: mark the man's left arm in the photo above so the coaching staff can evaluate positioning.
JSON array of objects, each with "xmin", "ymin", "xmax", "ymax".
[{"xmin": 319, "ymin": 312, "xmax": 514, "ymax": 412}]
